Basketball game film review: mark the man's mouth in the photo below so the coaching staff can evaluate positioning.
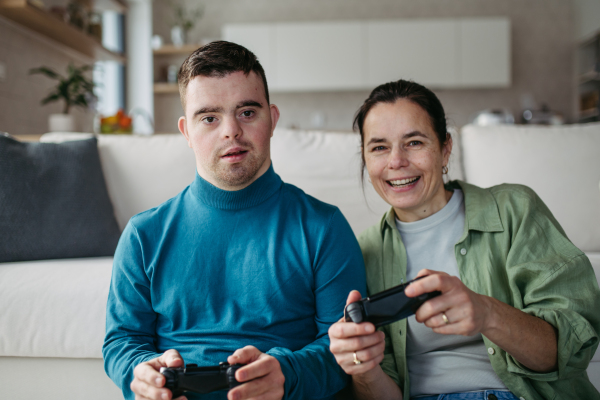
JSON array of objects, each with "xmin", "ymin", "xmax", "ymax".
[
  {"xmin": 222, "ymin": 149, "xmax": 248, "ymax": 158},
  {"xmin": 388, "ymin": 176, "xmax": 420, "ymax": 188}
]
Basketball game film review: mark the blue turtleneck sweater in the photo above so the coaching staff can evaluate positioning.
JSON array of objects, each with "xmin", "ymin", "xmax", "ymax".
[{"xmin": 103, "ymin": 165, "xmax": 366, "ymax": 400}]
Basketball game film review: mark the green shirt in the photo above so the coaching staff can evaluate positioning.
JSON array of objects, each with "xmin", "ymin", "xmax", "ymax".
[{"xmin": 358, "ymin": 181, "xmax": 600, "ymax": 400}]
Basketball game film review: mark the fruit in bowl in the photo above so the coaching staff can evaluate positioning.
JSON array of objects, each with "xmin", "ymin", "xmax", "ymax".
[{"xmin": 100, "ymin": 109, "xmax": 133, "ymax": 133}]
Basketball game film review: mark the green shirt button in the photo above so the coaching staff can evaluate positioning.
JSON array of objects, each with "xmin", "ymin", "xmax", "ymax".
[
  {"xmin": 460, "ymin": 248, "xmax": 467, "ymax": 255},
  {"xmin": 487, "ymin": 347, "xmax": 495, "ymax": 355}
]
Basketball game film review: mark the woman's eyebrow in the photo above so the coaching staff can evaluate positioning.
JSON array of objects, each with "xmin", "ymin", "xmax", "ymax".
[
  {"xmin": 367, "ymin": 137, "xmax": 387, "ymax": 145},
  {"xmin": 403, "ymin": 131, "xmax": 428, "ymax": 139}
]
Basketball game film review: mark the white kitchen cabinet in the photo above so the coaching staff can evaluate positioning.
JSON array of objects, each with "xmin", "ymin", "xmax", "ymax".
[
  {"xmin": 221, "ymin": 23, "xmax": 276, "ymax": 87},
  {"xmin": 366, "ymin": 19, "xmax": 458, "ymax": 87},
  {"xmin": 273, "ymin": 22, "xmax": 365, "ymax": 91},
  {"xmin": 222, "ymin": 17, "xmax": 511, "ymax": 92},
  {"xmin": 459, "ymin": 18, "xmax": 511, "ymax": 87}
]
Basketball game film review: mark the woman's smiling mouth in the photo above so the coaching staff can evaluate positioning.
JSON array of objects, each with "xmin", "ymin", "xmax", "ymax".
[{"xmin": 388, "ymin": 176, "xmax": 420, "ymax": 188}]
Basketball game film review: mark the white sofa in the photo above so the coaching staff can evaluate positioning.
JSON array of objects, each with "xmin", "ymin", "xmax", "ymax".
[{"xmin": 1, "ymin": 124, "xmax": 599, "ymax": 399}]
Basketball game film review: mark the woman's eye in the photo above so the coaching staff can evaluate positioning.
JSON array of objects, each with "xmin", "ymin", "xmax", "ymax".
[{"xmin": 372, "ymin": 145, "xmax": 386, "ymax": 151}]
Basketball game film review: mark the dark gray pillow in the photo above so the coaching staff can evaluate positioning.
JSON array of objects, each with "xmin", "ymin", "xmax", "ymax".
[{"xmin": 0, "ymin": 134, "xmax": 121, "ymax": 262}]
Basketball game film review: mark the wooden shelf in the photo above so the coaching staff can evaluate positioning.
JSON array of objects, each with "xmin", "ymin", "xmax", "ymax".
[
  {"xmin": 94, "ymin": 0, "xmax": 127, "ymax": 13},
  {"xmin": 579, "ymin": 71, "xmax": 600, "ymax": 84},
  {"xmin": 153, "ymin": 44, "xmax": 200, "ymax": 56},
  {"xmin": 154, "ymin": 82, "xmax": 179, "ymax": 93},
  {"xmin": 580, "ymin": 108, "xmax": 600, "ymax": 119},
  {"xmin": 0, "ymin": 0, "xmax": 125, "ymax": 63}
]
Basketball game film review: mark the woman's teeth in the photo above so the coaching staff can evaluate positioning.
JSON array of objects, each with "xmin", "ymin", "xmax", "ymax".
[{"xmin": 389, "ymin": 177, "xmax": 419, "ymax": 187}]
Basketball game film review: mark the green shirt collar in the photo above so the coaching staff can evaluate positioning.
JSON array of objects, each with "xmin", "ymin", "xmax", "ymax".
[{"xmin": 381, "ymin": 180, "xmax": 504, "ymax": 234}]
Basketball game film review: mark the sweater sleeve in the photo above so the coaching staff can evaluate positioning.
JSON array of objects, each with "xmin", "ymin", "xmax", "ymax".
[
  {"xmin": 102, "ymin": 221, "xmax": 161, "ymax": 400},
  {"xmin": 267, "ymin": 209, "xmax": 367, "ymax": 400}
]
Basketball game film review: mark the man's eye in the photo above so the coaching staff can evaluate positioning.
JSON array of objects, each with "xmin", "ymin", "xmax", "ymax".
[
  {"xmin": 203, "ymin": 117, "xmax": 216, "ymax": 123},
  {"xmin": 408, "ymin": 140, "xmax": 422, "ymax": 146},
  {"xmin": 372, "ymin": 146, "xmax": 386, "ymax": 151},
  {"xmin": 241, "ymin": 110, "xmax": 254, "ymax": 117}
]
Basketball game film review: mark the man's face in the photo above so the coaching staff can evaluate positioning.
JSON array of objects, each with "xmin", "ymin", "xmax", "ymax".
[{"xmin": 179, "ymin": 71, "xmax": 279, "ymax": 191}]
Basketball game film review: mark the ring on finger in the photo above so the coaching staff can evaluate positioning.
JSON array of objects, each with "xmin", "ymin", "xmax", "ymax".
[
  {"xmin": 353, "ymin": 352, "xmax": 362, "ymax": 365},
  {"xmin": 441, "ymin": 312, "xmax": 450, "ymax": 325}
]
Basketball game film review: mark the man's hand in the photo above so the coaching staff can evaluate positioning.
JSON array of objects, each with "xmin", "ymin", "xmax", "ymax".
[
  {"xmin": 130, "ymin": 349, "xmax": 187, "ymax": 400},
  {"xmin": 226, "ymin": 346, "xmax": 285, "ymax": 400}
]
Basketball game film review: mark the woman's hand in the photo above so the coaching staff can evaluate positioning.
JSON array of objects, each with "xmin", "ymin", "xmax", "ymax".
[
  {"xmin": 328, "ymin": 290, "xmax": 386, "ymax": 376},
  {"xmin": 405, "ymin": 269, "xmax": 493, "ymax": 336},
  {"xmin": 405, "ymin": 269, "xmax": 558, "ymax": 372}
]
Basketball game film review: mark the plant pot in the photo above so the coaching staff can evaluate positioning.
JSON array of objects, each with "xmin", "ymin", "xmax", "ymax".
[
  {"xmin": 171, "ymin": 25, "xmax": 186, "ymax": 47},
  {"xmin": 48, "ymin": 113, "xmax": 76, "ymax": 132}
]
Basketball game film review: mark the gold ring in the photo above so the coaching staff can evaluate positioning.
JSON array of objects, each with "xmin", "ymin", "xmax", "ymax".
[
  {"xmin": 442, "ymin": 312, "xmax": 450, "ymax": 325},
  {"xmin": 353, "ymin": 352, "xmax": 362, "ymax": 365}
]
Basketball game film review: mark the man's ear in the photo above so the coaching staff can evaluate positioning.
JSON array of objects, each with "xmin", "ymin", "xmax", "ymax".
[
  {"xmin": 269, "ymin": 104, "xmax": 280, "ymax": 137},
  {"xmin": 178, "ymin": 116, "xmax": 192, "ymax": 148}
]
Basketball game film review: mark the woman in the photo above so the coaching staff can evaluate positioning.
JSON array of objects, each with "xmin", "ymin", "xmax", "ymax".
[{"xmin": 328, "ymin": 80, "xmax": 600, "ymax": 400}]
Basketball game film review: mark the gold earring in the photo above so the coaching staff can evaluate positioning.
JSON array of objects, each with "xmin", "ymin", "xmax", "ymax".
[{"xmin": 442, "ymin": 165, "xmax": 448, "ymax": 175}]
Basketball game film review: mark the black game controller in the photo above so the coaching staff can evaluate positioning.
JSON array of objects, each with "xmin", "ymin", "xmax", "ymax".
[
  {"xmin": 160, "ymin": 362, "xmax": 242, "ymax": 397},
  {"xmin": 344, "ymin": 276, "xmax": 441, "ymax": 327}
]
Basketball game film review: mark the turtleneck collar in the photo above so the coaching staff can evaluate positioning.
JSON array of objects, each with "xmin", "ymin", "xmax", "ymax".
[{"xmin": 190, "ymin": 163, "xmax": 282, "ymax": 210}]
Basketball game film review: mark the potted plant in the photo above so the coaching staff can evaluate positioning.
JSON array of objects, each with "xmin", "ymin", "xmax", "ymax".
[
  {"xmin": 168, "ymin": 0, "xmax": 204, "ymax": 46},
  {"xmin": 29, "ymin": 63, "xmax": 97, "ymax": 132}
]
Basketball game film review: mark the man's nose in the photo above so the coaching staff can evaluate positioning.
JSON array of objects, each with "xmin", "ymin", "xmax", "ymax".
[
  {"xmin": 388, "ymin": 147, "xmax": 409, "ymax": 169},
  {"xmin": 222, "ymin": 116, "xmax": 243, "ymax": 139}
]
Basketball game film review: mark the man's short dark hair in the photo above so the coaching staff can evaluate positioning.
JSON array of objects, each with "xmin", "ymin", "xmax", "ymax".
[{"xmin": 178, "ymin": 41, "xmax": 270, "ymax": 110}]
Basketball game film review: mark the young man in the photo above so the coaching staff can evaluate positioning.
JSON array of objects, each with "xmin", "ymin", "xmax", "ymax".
[{"xmin": 102, "ymin": 41, "xmax": 366, "ymax": 400}]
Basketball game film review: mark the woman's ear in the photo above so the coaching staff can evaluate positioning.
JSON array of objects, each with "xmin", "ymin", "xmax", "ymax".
[{"xmin": 442, "ymin": 134, "xmax": 453, "ymax": 166}]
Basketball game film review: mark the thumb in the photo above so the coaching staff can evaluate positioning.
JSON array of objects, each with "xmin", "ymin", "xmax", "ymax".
[
  {"xmin": 346, "ymin": 290, "xmax": 363, "ymax": 306},
  {"xmin": 151, "ymin": 349, "xmax": 184, "ymax": 370}
]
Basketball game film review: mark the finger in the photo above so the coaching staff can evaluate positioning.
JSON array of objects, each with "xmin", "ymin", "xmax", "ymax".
[
  {"xmin": 228, "ymin": 371, "xmax": 284, "ymax": 400},
  {"xmin": 146, "ymin": 349, "xmax": 184, "ymax": 371},
  {"xmin": 348, "ymin": 336, "xmax": 386, "ymax": 366},
  {"xmin": 346, "ymin": 290, "xmax": 363, "ymax": 305},
  {"xmin": 328, "ymin": 321, "xmax": 375, "ymax": 339},
  {"xmin": 228, "ymin": 345, "xmax": 261, "ymax": 365},
  {"xmin": 330, "ymin": 330, "xmax": 385, "ymax": 354},
  {"xmin": 343, "ymin": 352, "xmax": 385, "ymax": 376},
  {"xmin": 130, "ymin": 378, "xmax": 171, "ymax": 400},
  {"xmin": 134, "ymin": 363, "xmax": 167, "ymax": 388},
  {"xmin": 405, "ymin": 271, "xmax": 450, "ymax": 297},
  {"xmin": 236, "ymin": 355, "xmax": 280, "ymax": 382}
]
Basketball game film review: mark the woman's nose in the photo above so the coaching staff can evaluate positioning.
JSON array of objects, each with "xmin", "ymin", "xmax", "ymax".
[{"xmin": 388, "ymin": 147, "xmax": 408, "ymax": 169}]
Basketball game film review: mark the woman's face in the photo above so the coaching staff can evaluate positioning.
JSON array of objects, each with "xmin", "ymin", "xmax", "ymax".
[{"xmin": 363, "ymin": 98, "xmax": 452, "ymax": 222}]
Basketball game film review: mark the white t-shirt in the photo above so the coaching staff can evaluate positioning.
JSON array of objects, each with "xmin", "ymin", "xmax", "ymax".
[{"xmin": 395, "ymin": 189, "xmax": 506, "ymax": 397}]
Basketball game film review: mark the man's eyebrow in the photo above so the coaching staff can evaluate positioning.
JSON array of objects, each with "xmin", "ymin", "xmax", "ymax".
[
  {"xmin": 236, "ymin": 100, "xmax": 263, "ymax": 109},
  {"xmin": 194, "ymin": 106, "xmax": 223, "ymax": 117}
]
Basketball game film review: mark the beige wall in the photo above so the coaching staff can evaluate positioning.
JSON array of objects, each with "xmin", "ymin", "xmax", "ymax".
[
  {"xmin": 0, "ymin": 17, "xmax": 94, "ymax": 137},
  {"xmin": 153, "ymin": 0, "xmax": 575, "ymax": 132}
]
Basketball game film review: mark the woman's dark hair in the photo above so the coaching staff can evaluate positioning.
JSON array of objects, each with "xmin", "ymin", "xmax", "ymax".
[{"xmin": 353, "ymin": 79, "xmax": 450, "ymax": 180}]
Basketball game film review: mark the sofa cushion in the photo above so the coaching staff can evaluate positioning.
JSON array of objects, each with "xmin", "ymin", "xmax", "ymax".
[
  {"xmin": 0, "ymin": 135, "xmax": 121, "ymax": 262},
  {"xmin": 460, "ymin": 123, "xmax": 600, "ymax": 252},
  {"xmin": 0, "ymin": 257, "xmax": 113, "ymax": 358},
  {"xmin": 41, "ymin": 133, "xmax": 197, "ymax": 230}
]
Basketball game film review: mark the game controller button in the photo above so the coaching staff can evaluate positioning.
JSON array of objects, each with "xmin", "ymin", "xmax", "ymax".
[{"xmin": 187, "ymin": 363, "xmax": 197, "ymax": 368}]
